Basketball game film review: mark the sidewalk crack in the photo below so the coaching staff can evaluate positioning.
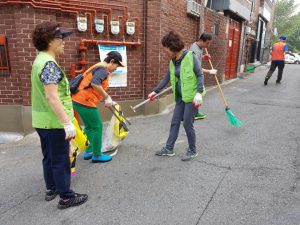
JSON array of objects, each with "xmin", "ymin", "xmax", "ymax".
[
  {"xmin": 198, "ymin": 159, "xmax": 231, "ymax": 170},
  {"xmin": 0, "ymin": 194, "xmax": 34, "ymax": 216},
  {"xmin": 195, "ymin": 168, "xmax": 230, "ymax": 225}
]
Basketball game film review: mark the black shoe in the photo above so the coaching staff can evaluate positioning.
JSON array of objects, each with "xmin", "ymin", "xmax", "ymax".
[
  {"xmin": 264, "ymin": 78, "xmax": 268, "ymax": 86},
  {"xmin": 276, "ymin": 81, "xmax": 281, "ymax": 84},
  {"xmin": 57, "ymin": 193, "xmax": 88, "ymax": 209},
  {"xmin": 155, "ymin": 147, "xmax": 175, "ymax": 156},
  {"xmin": 45, "ymin": 190, "xmax": 58, "ymax": 201}
]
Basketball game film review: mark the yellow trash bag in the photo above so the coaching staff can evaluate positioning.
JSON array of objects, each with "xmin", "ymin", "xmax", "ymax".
[
  {"xmin": 70, "ymin": 118, "xmax": 90, "ymax": 176},
  {"xmin": 102, "ymin": 104, "xmax": 129, "ymax": 155}
]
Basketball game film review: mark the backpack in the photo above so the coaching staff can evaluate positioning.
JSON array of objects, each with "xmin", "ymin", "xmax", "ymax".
[{"xmin": 69, "ymin": 73, "xmax": 85, "ymax": 94}]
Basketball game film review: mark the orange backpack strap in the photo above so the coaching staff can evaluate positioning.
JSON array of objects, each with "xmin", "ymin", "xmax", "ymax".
[
  {"xmin": 79, "ymin": 62, "xmax": 108, "ymax": 90},
  {"xmin": 83, "ymin": 62, "xmax": 107, "ymax": 76}
]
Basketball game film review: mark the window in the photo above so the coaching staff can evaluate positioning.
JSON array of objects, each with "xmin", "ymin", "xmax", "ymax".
[
  {"xmin": 206, "ymin": 0, "xmax": 213, "ymax": 9},
  {"xmin": 213, "ymin": 23, "xmax": 219, "ymax": 35},
  {"xmin": 0, "ymin": 35, "xmax": 10, "ymax": 74}
]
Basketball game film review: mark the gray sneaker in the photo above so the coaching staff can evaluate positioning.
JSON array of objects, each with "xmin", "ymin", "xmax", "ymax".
[
  {"xmin": 181, "ymin": 150, "xmax": 198, "ymax": 161},
  {"xmin": 45, "ymin": 190, "xmax": 58, "ymax": 201},
  {"xmin": 155, "ymin": 147, "xmax": 175, "ymax": 156}
]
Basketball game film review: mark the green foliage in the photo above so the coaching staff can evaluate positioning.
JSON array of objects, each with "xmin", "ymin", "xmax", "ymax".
[{"xmin": 274, "ymin": 0, "xmax": 300, "ymax": 51}]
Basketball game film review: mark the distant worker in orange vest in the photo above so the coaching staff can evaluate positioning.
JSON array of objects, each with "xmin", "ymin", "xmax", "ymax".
[{"xmin": 264, "ymin": 35, "xmax": 288, "ymax": 85}]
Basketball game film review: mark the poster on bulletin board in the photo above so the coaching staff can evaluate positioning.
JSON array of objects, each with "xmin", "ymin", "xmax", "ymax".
[{"xmin": 98, "ymin": 45, "xmax": 127, "ymax": 87}]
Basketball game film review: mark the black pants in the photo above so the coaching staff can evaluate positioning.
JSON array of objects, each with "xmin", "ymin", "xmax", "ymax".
[
  {"xmin": 266, "ymin": 60, "xmax": 285, "ymax": 82},
  {"xmin": 36, "ymin": 128, "xmax": 75, "ymax": 199},
  {"xmin": 165, "ymin": 100, "xmax": 198, "ymax": 152}
]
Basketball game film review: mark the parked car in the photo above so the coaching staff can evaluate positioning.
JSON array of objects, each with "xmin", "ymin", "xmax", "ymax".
[
  {"xmin": 284, "ymin": 52, "xmax": 300, "ymax": 64},
  {"xmin": 293, "ymin": 53, "xmax": 300, "ymax": 64}
]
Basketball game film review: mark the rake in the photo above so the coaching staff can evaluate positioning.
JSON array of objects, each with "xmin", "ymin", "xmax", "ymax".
[{"xmin": 130, "ymin": 86, "xmax": 172, "ymax": 112}]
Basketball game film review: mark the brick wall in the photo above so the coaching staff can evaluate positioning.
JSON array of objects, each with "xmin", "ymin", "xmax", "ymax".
[
  {"xmin": 0, "ymin": 0, "xmax": 227, "ymax": 107},
  {"xmin": 0, "ymin": 1, "xmax": 145, "ymax": 106},
  {"xmin": 147, "ymin": 0, "xmax": 201, "ymax": 94},
  {"xmin": 203, "ymin": 8, "xmax": 227, "ymax": 86},
  {"xmin": 0, "ymin": 7, "xmax": 22, "ymax": 105}
]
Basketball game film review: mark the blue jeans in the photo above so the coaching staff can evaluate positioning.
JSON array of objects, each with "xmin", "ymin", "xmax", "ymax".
[{"xmin": 36, "ymin": 128, "xmax": 75, "ymax": 199}]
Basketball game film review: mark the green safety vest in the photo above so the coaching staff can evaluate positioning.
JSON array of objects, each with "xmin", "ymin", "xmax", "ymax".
[
  {"xmin": 31, "ymin": 52, "xmax": 73, "ymax": 129},
  {"xmin": 169, "ymin": 51, "xmax": 203, "ymax": 103}
]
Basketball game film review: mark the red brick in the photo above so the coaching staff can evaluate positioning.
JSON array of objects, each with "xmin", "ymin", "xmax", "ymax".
[{"xmin": 0, "ymin": 0, "xmax": 274, "ymax": 106}]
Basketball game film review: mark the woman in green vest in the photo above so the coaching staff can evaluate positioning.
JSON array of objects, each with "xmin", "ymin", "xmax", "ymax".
[
  {"xmin": 148, "ymin": 31, "xmax": 204, "ymax": 161},
  {"xmin": 31, "ymin": 22, "xmax": 87, "ymax": 209}
]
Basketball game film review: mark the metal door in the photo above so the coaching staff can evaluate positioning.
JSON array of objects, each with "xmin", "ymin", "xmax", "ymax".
[{"xmin": 225, "ymin": 19, "xmax": 241, "ymax": 80}]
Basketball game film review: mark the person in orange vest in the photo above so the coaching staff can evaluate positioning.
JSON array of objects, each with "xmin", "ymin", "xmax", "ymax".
[
  {"xmin": 72, "ymin": 51, "xmax": 125, "ymax": 163},
  {"xmin": 264, "ymin": 35, "xmax": 288, "ymax": 85}
]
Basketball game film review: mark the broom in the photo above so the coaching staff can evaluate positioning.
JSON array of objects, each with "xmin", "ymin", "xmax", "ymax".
[{"xmin": 204, "ymin": 48, "xmax": 242, "ymax": 127}]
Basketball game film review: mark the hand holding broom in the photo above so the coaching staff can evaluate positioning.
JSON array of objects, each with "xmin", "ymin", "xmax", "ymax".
[{"xmin": 204, "ymin": 48, "xmax": 242, "ymax": 127}]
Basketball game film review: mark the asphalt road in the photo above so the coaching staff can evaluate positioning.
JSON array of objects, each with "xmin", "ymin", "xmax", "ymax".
[{"xmin": 0, "ymin": 64, "xmax": 299, "ymax": 225}]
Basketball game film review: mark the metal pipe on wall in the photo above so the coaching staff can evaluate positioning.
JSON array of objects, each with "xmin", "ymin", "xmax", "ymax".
[
  {"xmin": 3, "ymin": 0, "xmax": 79, "ymax": 15},
  {"xmin": 2, "ymin": 0, "xmax": 142, "ymax": 78},
  {"xmin": 81, "ymin": 39, "xmax": 141, "ymax": 46},
  {"xmin": 41, "ymin": 0, "xmax": 114, "ymax": 35},
  {"xmin": 63, "ymin": 0, "xmax": 128, "ymax": 20}
]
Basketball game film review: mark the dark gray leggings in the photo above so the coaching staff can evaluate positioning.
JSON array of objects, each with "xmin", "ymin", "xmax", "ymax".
[{"xmin": 165, "ymin": 100, "xmax": 198, "ymax": 152}]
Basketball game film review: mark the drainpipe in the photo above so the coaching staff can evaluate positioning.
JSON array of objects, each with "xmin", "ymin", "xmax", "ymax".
[
  {"xmin": 118, "ymin": 15, "xmax": 125, "ymax": 41},
  {"xmin": 142, "ymin": 0, "xmax": 148, "ymax": 99},
  {"xmin": 134, "ymin": 17, "xmax": 140, "ymax": 42},
  {"xmin": 71, "ymin": 41, "xmax": 88, "ymax": 77},
  {"xmin": 102, "ymin": 14, "xmax": 110, "ymax": 39}
]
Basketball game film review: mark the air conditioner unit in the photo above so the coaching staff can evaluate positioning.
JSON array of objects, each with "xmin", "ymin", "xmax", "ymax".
[{"xmin": 187, "ymin": 0, "xmax": 200, "ymax": 18}]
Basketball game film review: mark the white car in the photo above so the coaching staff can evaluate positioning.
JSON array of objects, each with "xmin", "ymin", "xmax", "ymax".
[
  {"xmin": 285, "ymin": 53, "xmax": 300, "ymax": 64},
  {"xmin": 285, "ymin": 53, "xmax": 295, "ymax": 64},
  {"xmin": 293, "ymin": 53, "xmax": 300, "ymax": 64}
]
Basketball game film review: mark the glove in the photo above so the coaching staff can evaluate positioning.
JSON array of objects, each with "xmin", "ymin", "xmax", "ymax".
[
  {"xmin": 192, "ymin": 93, "xmax": 203, "ymax": 108},
  {"xmin": 63, "ymin": 121, "xmax": 76, "ymax": 140},
  {"xmin": 202, "ymin": 54, "xmax": 211, "ymax": 61},
  {"xmin": 148, "ymin": 91, "xmax": 157, "ymax": 102},
  {"xmin": 104, "ymin": 95, "xmax": 113, "ymax": 107},
  {"xmin": 209, "ymin": 69, "xmax": 218, "ymax": 75}
]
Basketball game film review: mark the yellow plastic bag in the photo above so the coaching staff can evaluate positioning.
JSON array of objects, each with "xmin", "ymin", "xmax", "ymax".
[
  {"xmin": 103, "ymin": 104, "xmax": 129, "ymax": 154},
  {"xmin": 70, "ymin": 118, "xmax": 90, "ymax": 176}
]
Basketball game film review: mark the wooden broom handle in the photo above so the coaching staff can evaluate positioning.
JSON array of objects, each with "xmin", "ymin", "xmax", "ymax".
[{"xmin": 204, "ymin": 48, "xmax": 229, "ymax": 107}]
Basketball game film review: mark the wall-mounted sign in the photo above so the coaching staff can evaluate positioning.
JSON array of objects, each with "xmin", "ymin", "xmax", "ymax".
[{"xmin": 98, "ymin": 45, "xmax": 127, "ymax": 87}]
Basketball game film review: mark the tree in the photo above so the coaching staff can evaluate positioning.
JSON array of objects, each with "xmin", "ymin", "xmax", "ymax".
[{"xmin": 274, "ymin": 0, "xmax": 300, "ymax": 51}]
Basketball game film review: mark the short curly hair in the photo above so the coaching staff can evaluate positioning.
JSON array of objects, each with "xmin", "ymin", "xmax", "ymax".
[
  {"xmin": 32, "ymin": 22, "xmax": 59, "ymax": 51},
  {"xmin": 161, "ymin": 31, "xmax": 185, "ymax": 52}
]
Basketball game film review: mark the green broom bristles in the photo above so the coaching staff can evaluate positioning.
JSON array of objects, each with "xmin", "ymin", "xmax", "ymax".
[{"xmin": 225, "ymin": 107, "xmax": 243, "ymax": 127}]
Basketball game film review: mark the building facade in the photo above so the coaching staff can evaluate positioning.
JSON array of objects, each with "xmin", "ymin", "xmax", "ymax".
[{"xmin": 0, "ymin": 0, "xmax": 274, "ymax": 133}]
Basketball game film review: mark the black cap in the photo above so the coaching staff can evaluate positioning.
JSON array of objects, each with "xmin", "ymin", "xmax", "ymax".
[
  {"xmin": 54, "ymin": 27, "xmax": 73, "ymax": 39},
  {"xmin": 107, "ymin": 51, "xmax": 125, "ymax": 67}
]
